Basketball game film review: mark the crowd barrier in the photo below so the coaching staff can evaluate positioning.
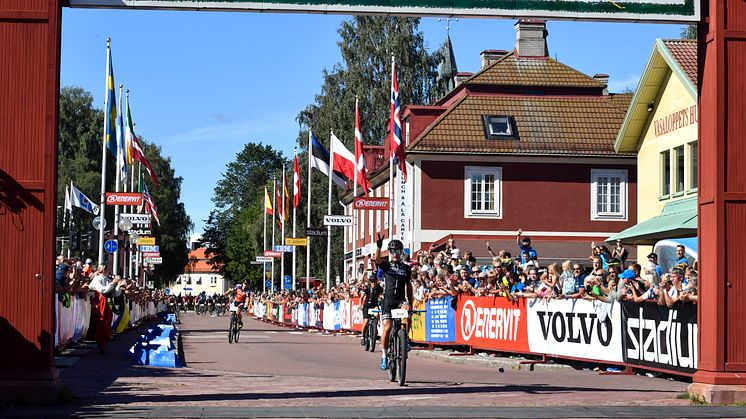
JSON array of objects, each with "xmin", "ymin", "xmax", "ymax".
[
  {"xmin": 55, "ymin": 294, "xmax": 166, "ymax": 350},
  {"xmin": 252, "ymin": 296, "xmax": 698, "ymax": 376}
]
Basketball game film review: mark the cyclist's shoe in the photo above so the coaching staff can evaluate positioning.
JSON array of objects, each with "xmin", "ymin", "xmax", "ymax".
[
  {"xmin": 380, "ymin": 357, "xmax": 388, "ymax": 370},
  {"xmin": 238, "ymin": 321, "xmax": 243, "ymax": 329},
  {"xmin": 407, "ymin": 343, "xmax": 412, "ymax": 352},
  {"xmin": 360, "ymin": 337, "xmax": 367, "ymax": 346}
]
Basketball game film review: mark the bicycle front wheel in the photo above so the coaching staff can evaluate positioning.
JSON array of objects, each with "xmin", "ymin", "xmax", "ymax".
[
  {"xmin": 228, "ymin": 315, "xmax": 236, "ymax": 344},
  {"xmin": 367, "ymin": 318, "xmax": 377, "ymax": 352},
  {"xmin": 397, "ymin": 329, "xmax": 408, "ymax": 386}
]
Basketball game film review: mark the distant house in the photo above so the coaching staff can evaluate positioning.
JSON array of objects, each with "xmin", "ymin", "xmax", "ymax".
[
  {"xmin": 170, "ymin": 247, "xmax": 229, "ymax": 296},
  {"xmin": 609, "ymin": 39, "xmax": 698, "ymax": 251},
  {"xmin": 342, "ymin": 20, "xmax": 638, "ymax": 274}
]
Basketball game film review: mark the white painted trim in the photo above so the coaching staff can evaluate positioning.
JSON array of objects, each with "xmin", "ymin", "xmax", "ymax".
[
  {"xmin": 590, "ymin": 168, "xmax": 629, "ymax": 221},
  {"xmin": 410, "ymin": 154, "xmax": 635, "ymax": 165},
  {"xmin": 418, "ymin": 229, "xmax": 619, "ymax": 244},
  {"xmin": 413, "ymin": 162, "xmax": 423, "ymax": 252},
  {"xmin": 464, "ymin": 166, "xmax": 503, "ymax": 219}
]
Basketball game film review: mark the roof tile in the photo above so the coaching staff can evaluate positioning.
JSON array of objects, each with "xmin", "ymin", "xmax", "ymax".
[{"xmin": 662, "ymin": 39, "xmax": 697, "ymax": 87}]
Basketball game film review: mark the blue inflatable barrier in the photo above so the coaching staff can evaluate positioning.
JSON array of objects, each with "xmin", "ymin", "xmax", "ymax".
[{"xmin": 129, "ymin": 322, "xmax": 181, "ymax": 367}]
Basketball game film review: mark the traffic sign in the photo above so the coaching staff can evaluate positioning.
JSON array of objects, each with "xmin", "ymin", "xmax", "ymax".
[
  {"xmin": 306, "ymin": 227, "xmax": 328, "ymax": 237},
  {"xmin": 104, "ymin": 239, "xmax": 118, "ymax": 254},
  {"xmin": 139, "ymin": 245, "xmax": 159, "ymax": 252},
  {"xmin": 263, "ymin": 250, "xmax": 283, "ymax": 258},
  {"xmin": 273, "ymin": 245, "xmax": 294, "ymax": 253},
  {"xmin": 323, "ymin": 215, "xmax": 353, "ymax": 226},
  {"xmin": 283, "ymin": 275, "xmax": 292, "ymax": 290},
  {"xmin": 137, "ymin": 236, "xmax": 155, "ymax": 245},
  {"xmin": 285, "ymin": 237, "xmax": 308, "ymax": 246},
  {"xmin": 256, "ymin": 256, "xmax": 274, "ymax": 263}
]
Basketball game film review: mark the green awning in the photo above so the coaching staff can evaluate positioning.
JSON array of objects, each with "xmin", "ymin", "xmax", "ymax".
[{"xmin": 607, "ymin": 197, "xmax": 698, "ymax": 245}]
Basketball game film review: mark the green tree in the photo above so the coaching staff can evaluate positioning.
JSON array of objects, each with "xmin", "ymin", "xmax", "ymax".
[{"xmin": 680, "ymin": 25, "xmax": 697, "ymax": 40}]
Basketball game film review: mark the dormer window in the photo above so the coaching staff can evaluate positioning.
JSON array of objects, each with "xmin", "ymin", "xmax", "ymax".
[{"xmin": 482, "ymin": 115, "xmax": 517, "ymax": 139}]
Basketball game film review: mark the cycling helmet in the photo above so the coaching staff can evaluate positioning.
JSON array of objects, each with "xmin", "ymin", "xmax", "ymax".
[
  {"xmin": 235, "ymin": 284, "xmax": 243, "ymax": 290},
  {"xmin": 388, "ymin": 239, "xmax": 404, "ymax": 254}
]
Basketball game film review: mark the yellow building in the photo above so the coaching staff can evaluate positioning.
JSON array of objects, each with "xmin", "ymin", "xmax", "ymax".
[{"xmin": 609, "ymin": 39, "xmax": 698, "ymax": 250}]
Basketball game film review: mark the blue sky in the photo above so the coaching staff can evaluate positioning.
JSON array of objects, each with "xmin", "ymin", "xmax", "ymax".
[{"xmin": 60, "ymin": 8, "xmax": 684, "ymax": 236}]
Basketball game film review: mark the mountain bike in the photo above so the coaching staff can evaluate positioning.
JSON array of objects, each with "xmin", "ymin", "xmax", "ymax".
[
  {"xmin": 228, "ymin": 305, "xmax": 241, "ymax": 344},
  {"xmin": 386, "ymin": 308, "xmax": 425, "ymax": 386}
]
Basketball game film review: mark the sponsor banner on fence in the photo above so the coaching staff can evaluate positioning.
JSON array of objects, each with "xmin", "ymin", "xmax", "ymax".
[
  {"xmin": 409, "ymin": 300, "xmax": 426, "ymax": 342},
  {"xmin": 622, "ymin": 301, "xmax": 698, "ymax": 373},
  {"xmin": 526, "ymin": 298, "xmax": 623, "ymax": 363},
  {"xmin": 353, "ymin": 197, "xmax": 390, "ymax": 211},
  {"xmin": 456, "ymin": 296, "xmax": 530, "ymax": 353},
  {"xmin": 425, "ymin": 296, "xmax": 456, "ymax": 343},
  {"xmin": 105, "ymin": 192, "xmax": 143, "ymax": 206},
  {"xmin": 349, "ymin": 297, "xmax": 364, "ymax": 332}
]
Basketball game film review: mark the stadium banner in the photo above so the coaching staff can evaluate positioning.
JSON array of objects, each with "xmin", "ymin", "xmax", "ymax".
[
  {"xmin": 425, "ymin": 296, "xmax": 456, "ymax": 343},
  {"xmin": 526, "ymin": 298, "xmax": 624, "ymax": 363},
  {"xmin": 456, "ymin": 296, "xmax": 530, "ymax": 353},
  {"xmin": 621, "ymin": 301, "xmax": 698, "ymax": 373}
]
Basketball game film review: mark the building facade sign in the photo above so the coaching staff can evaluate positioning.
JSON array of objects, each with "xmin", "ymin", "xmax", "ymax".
[
  {"xmin": 69, "ymin": 0, "xmax": 699, "ymax": 22},
  {"xmin": 653, "ymin": 105, "xmax": 698, "ymax": 137}
]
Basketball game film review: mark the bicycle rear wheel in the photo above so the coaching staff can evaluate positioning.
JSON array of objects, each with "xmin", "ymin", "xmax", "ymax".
[
  {"xmin": 234, "ymin": 318, "xmax": 241, "ymax": 343},
  {"xmin": 396, "ymin": 329, "xmax": 408, "ymax": 386}
]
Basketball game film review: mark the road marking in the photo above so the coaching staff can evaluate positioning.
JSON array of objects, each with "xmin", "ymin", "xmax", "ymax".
[
  {"xmin": 185, "ymin": 334, "xmax": 269, "ymax": 339},
  {"xmin": 265, "ymin": 331, "xmax": 280, "ymax": 334},
  {"xmin": 288, "ymin": 332, "xmax": 303, "ymax": 335}
]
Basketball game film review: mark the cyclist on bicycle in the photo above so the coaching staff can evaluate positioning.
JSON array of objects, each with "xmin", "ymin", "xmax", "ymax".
[
  {"xmin": 360, "ymin": 271, "xmax": 383, "ymax": 347},
  {"xmin": 375, "ymin": 234, "xmax": 413, "ymax": 370},
  {"xmin": 224, "ymin": 284, "xmax": 248, "ymax": 328}
]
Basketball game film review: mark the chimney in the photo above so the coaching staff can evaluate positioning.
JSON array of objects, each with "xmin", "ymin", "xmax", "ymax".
[
  {"xmin": 593, "ymin": 73, "xmax": 609, "ymax": 95},
  {"xmin": 480, "ymin": 49, "xmax": 509, "ymax": 69},
  {"xmin": 514, "ymin": 20, "xmax": 548, "ymax": 58},
  {"xmin": 454, "ymin": 72, "xmax": 473, "ymax": 87}
]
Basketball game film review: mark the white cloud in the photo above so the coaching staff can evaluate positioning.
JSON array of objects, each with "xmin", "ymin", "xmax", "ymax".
[{"xmin": 608, "ymin": 73, "xmax": 641, "ymax": 93}]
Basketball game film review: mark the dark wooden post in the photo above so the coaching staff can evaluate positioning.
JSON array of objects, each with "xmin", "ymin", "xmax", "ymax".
[
  {"xmin": 0, "ymin": 0, "xmax": 62, "ymax": 403},
  {"xmin": 688, "ymin": 0, "xmax": 746, "ymax": 404}
]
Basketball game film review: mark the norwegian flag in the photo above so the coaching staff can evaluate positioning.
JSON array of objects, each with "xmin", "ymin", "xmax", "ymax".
[
  {"xmin": 354, "ymin": 98, "xmax": 370, "ymax": 196},
  {"xmin": 390, "ymin": 58, "xmax": 406, "ymax": 180},
  {"xmin": 141, "ymin": 184, "xmax": 160, "ymax": 226},
  {"xmin": 293, "ymin": 151, "xmax": 300, "ymax": 208}
]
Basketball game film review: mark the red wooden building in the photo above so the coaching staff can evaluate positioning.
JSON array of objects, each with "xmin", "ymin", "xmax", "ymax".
[{"xmin": 343, "ymin": 20, "xmax": 638, "ymax": 272}]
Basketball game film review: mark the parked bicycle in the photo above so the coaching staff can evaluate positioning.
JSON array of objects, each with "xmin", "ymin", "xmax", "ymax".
[{"xmin": 385, "ymin": 308, "xmax": 425, "ymax": 386}]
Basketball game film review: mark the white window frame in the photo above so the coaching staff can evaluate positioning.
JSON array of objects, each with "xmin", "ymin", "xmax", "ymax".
[
  {"xmin": 590, "ymin": 169, "xmax": 628, "ymax": 221},
  {"xmin": 464, "ymin": 166, "xmax": 502, "ymax": 219},
  {"xmin": 210, "ymin": 276, "xmax": 217, "ymax": 286}
]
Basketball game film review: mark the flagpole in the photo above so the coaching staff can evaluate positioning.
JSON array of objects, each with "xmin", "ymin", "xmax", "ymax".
[
  {"xmin": 388, "ymin": 54, "xmax": 395, "ymax": 241},
  {"xmin": 281, "ymin": 165, "xmax": 286, "ymax": 291},
  {"xmin": 97, "ymin": 39, "xmax": 111, "ymax": 267},
  {"xmin": 137, "ymin": 161, "xmax": 142, "ymax": 286},
  {"xmin": 306, "ymin": 131, "xmax": 312, "ymax": 290},
  {"xmin": 113, "ymin": 83, "xmax": 123, "ymax": 277},
  {"xmin": 68, "ymin": 180, "xmax": 73, "ymax": 259},
  {"xmin": 292, "ymin": 147, "xmax": 297, "ymax": 291},
  {"xmin": 263, "ymin": 186, "xmax": 268, "ymax": 294},
  {"xmin": 326, "ymin": 130, "xmax": 334, "ymax": 290},
  {"xmin": 352, "ymin": 97, "xmax": 358, "ymax": 284},
  {"xmin": 128, "ymin": 114, "xmax": 135, "ymax": 280},
  {"xmin": 272, "ymin": 175, "xmax": 277, "ymax": 292}
]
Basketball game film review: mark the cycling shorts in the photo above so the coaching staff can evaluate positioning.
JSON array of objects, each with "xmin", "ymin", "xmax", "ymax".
[
  {"xmin": 232, "ymin": 300, "xmax": 246, "ymax": 309},
  {"xmin": 381, "ymin": 298, "xmax": 407, "ymax": 320},
  {"xmin": 362, "ymin": 304, "xmax": 379, "ymax": 319}
]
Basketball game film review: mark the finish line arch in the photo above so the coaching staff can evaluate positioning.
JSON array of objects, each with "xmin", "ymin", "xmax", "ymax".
[{"xmin": 0, "ymin": 0, "xmax": 743, "ymax": 404}]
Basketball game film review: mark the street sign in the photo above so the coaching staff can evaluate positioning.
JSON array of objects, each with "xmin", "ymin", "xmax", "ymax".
[
  {"xmin": 265, "ymin": 280, "xmax": 273, "ymax": 290},
  {"xmin": 306, "ymin": 228, "xmax": 328, "ymax": 237},
  {"xmin": 119, "ymin": 213, "xmax": 151, "ymax": 225},
  {"xmin": 104, "ymin": 239, "xmax": 118, "ymax": 254},
  {"xmin": 67, "ymin": 0, "xmax": 700, "ymax": 23},
  {"xmin": 137, "ymin": 236, "xmax": 155, "ymax": 245},
  {"xmin": 323, "ymin": 215, "xmax": 353, "ymax": 226},
  {"xmin": 263, "ymin": 250, "xmax": 283, "ymax": 258},
  {"xmin": 283, "ymin": 275, "xmax": 292, "ymax": 290},
  {"xmin": 353, "ymin": 197, "xmax": 390, "ymax": 210},
  {"xmin": 105, "ymin": 192, "xmax": 143, "ymax": 206},
  {"xmin": 139, "ymin": 245, "xmax": 159, "ymax": 252},
  {"xmin": 144, "ymin": 257, "xmax": 163, "ymax": 264},
  {"xmin": 273, "ymin": 245, "xmax": 294, "ymax": 253},
  {"xmin": 256, "ymin": 256, "xmax": 274, "ymax": 263},
  {"xmin": 142, "ymin": 251, "xmax": 160, "ymax": 258},
  {"xmin": 285, "ymin": 237, "xmax": 308, "ymax": 246}
]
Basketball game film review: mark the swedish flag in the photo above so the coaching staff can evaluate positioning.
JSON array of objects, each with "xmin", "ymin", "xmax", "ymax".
[{"xmin": 105, "ymin": 44, "xmax": 117, "ymax": 157}]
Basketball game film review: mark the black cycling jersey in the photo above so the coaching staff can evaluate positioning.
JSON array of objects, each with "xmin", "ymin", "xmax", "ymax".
[
  {"xmin": 363, "ymin": 283, "xmax": 383, "ymax": 307},
  {"xmin": 379, "ymin": 260, "xmax": 411, "ymax": 301}
]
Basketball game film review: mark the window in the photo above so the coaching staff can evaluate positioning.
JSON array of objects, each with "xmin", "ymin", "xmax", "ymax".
[
  {"xmin": 660, "ymin": 150, "xmax": 671, "ymax": 197},
  {"xmin": 464, "ymin": 166, "xmax": 502, "ymax": 218},
  {"xmin": 482, "ymin": 115, "xmax": 517, "ymax": 139},
  {"xmin": 675, "ymin": 145, "xmax": 685, "ymax": 194},
  {"xmin": 176, "ymin": 277, "xmax": 182, "ymax": 285},
  {"xmin": 185, "ymin": 276, "xmax": 192, "ymax": 285},
  {"xmin": 359, "ymin": 209, "xmax": 364, "ymax": 239},
  {"xmin": 591, "ymin": 169, "xmax": 628, "ymax": 221},
  {"xmin": 689, "ymin": 141, "xmax": 698, "ymax": 190},
  {"xmin": 196, "ymin": 277, "xmax": 202, "ymax": 285}
]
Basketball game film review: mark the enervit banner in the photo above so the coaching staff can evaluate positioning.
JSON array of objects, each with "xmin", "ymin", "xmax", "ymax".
[
  {"xmin": 105, "ymin": 192, "xmax": 143, "ymax": 206},
  {"xmin": 426, "ymin": 297, "xmax": 455, "ymax": 342},
  {"xmin": 457, "ymin": 296, "xmax": 530, "ymax": 353},
  {"xmin": 353, "ymin": 197, "xmax": 390, "ymax": 211},
  {"xmin": 409, "ymin": 300, "xmax": 427, "ymax": 342},
  {"xmin": 526, "ymin": 299, "xmax": 623, "ymax": 363},
  {"xmin": 622, "ymin": 302, "xmax": 698, "ymax": 373}
]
